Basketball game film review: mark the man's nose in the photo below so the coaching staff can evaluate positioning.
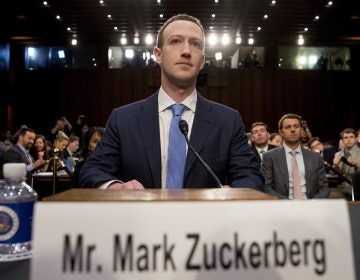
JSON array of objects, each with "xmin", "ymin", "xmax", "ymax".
[{"xmin": 181, "ymin": 42, "xmax": 191, "ymax": 56}]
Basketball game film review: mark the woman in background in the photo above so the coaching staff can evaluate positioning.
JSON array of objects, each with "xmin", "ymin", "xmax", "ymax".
[{"xmin": 30, "ymin": 134, "xmax": 49, "ymax": 172}]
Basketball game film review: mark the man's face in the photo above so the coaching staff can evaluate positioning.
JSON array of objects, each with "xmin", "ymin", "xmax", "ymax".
[
  {"xmin": 309, "ymin": 140, "xmax": 324, "ymax": 153},
  {"xmin": 153, "ymin": 20, "xmax": 205, "ymax": 88},
  {"xmin": 279, "ymin": 118, "xmax": 302, "ymax": 145},
  {"xmin": 342, "ymin": 133, "xmax": 356, "ymax": 149},
  {"xmin": 20, "ymin": 131, "xmax": 35, "ymax": 150},
  {"xmin": 251, "ymin": 125, "xmax": 269, "ymax": 146}
]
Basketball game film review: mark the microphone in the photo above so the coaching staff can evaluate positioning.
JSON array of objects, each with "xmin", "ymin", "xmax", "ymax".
[
  {"xmin": 340, "ymin": 156, "xmax": 358, "ymax": 170},
  {"xmin": 179, "ymin": 120, "xmax": 223, "ymax": 188}
]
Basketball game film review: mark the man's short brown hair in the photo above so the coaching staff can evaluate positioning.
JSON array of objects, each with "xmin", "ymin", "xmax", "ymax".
[{"xmin": 156, "ymin": 14, "xmax": 205, "ymax": 48}]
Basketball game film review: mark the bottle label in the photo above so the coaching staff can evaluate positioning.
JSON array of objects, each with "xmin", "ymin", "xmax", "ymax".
[{"xmin": 0, "ymin": 201, "xmax": 35, "ymax": 244}]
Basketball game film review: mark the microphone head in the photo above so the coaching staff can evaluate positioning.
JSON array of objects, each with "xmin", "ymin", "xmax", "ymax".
[{"xmin": 179, "ymin": 120, "xmax": 189, "ymax": 136}]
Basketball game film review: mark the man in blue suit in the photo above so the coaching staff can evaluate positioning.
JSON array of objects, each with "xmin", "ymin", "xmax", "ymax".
[{"xmin": 79, "ymin": 14, "xmax": 264, "ymax": 190}]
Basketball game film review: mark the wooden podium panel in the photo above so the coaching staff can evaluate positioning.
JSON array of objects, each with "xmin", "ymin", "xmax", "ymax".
[{"xmin": 43, "ymin": 188, "xmax": 276, "ymax": 201}]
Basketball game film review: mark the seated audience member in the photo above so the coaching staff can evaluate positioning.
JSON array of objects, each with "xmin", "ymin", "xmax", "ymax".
[
  {"xmin": 250, "ymin": 122, "xmax": 276, "ymax": 163},
  {"xmin": 48, "ymin": 131, "xmax": 69, "ymax": 173},
  {"xmin": 62, "ymin": 135, "xmax": 80, "ymax": 173},
  {"xmin": 72, "ymin": 127, "xmax": 104, "ymax": 186},
  {"xmin": 4, "ymin": 127, "xmax": 45, "ymax": 185},
  {"xmin": 261, "ymin": 113, "xmax": 329, "ymax": 199},
  {"xmin": 308, "ymin": 137, "xmax": 338, "ymax": 166},
  {"xmin": 268, "ymin": 132, "xmax": 282, "ymax": 147},
  {"xmin": 333, "ymin": 128, "xmax": 360, "ymax": 175},
  {"xmin": 333, "ymin": 128, "xmax": 360, "ymax": 200},
  {"xmin": 30, "ymin": 134, "xmax": 50, "ymax": 172}
]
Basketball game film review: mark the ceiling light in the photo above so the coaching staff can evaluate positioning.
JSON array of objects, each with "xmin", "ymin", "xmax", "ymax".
[
  {"xmin": 304, "ymin": 27, "xmax": 308, "ymax": 32},
  {"xmin": 71, "ymin": 39, "xmax": 78, "ymax": 46},
  {"xmin": 215, "ymin": 52, "xmax": 222, "ymax": 61},
  {"xmin": 297, "ymin": 35, "xmax": 304, "ymax": 45},
  {"xmin": 264, "ymin": 14, "xmax": 268, "ymax": 19},
  {"xmin": 208, "ymin": 34, "xmax": 218, "ymax": 46},
  {"xmin": 107, "ymin": 14, "xmax": 112, "ymax": 19},
  {"xmin": 257, "ymin": 26, "xmax": 262, "ymax": 31},
  {"xmin": 248, "ymin": 38, "xmax": 254, "ymax": 45},
  {"xmin": 221, "ymin": 34, "xmax": 230, "ymax": 45},
  {"xmin": 43, "ymin": 1, "xmax": 48, "ymax": 6},
  {"xmin": 209, "ymin": 26, "xmax": 214, "ymax": 30},
  {"xmin": 327, "ymin": 1, "xmax": 333, "ymax": 6},
  {"xmin": 235, "ymin": 37, "xmax": 242, "ymax": 45},
  {"xmin": 314, "ymin": 15, "xmax": 320, "ymax": 20},
  {"xmin": 56, "ymin": 15, "xmax": 61, "ymax": 20},
  {"xmin": 145, "ymin": 34, "xmax": 154, "ymax": 45},
  {"xmin": 120, "ymin": 37, "xmax": 127, "ymax": 45},
  {"xmin": 114, "ymin": 26, "xmax": 118, "ymax": 31},
  {"xmin": 215, "ymin": 0, "xmax": 219, "ymax": 3},
  {"xmin": 212, "ymin": 14, "xmax": 216, "ymax": 18},
  {"xmin": 159, "ymin": 14, "xmax": 163, "ymax": 18},
  {"xmin": 67, "ymin": 27, "xmax": 71, "ymax": 31},
  {"xmin": 271, "ymin": 0, "xmax": 276, "ymax": 5},
  {"xmin": 157, "ymin": 0, "xmax": 161, "ymax": 3},
  {"xmin": 99, "ymin": 0, "xmax": 104, "ymax": 4},
  {"xmin": 125, "ymin": 49, "xmax": 134, "ymax": 59},
  {"xmin": 134, "ymin": 37, "xmax": 140, "ymax": 44}
]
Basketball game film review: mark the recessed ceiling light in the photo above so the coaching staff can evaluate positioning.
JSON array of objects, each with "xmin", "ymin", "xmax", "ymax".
[
  {"xmin": 264, "ymin": 14, "xmax": 268, "ymax": 19},
  {"xmin": 314, "ymin": 15, "xmax": 320, "ymax": 20},
  {"xmin": 212, "ymin": 14, "xmax": 216, "ymax": 18},
  {"xmin": 304, "ymin": 27, "xmax": 308, "ymax": 32}
]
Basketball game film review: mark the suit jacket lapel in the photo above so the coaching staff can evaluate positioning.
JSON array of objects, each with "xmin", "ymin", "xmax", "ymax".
[
  {"xmin": 136, "ymin": 93, "xmax": 162, "ymax": 187},
  {"xmin": 277, "ymin": 147, "xmax": 289, "ymax": 191},
  {"xmin": 184, "ymin": 95, "xmax": 213, "ymax": 181}
]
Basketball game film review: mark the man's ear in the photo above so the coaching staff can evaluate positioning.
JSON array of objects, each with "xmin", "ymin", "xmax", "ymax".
[
  {"xmin": 200, "ymin": 54, "xmax": 205, "ymax": 69},
  {"xmin": 153, "ymin": 47, "xmax": 162, "ymax": 64}
]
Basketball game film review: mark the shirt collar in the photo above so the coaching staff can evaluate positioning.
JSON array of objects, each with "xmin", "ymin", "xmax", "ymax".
[
  {"xmin": 158, "ymin": 86, "xmax": 197, "ymax": 113},
  {"xmin": 17, "ymin": 143, "xmax": 29, "ymax": 153},
  {"xmin": 283, "ymin": 143, "xmax": 302, "ymax": 155}
]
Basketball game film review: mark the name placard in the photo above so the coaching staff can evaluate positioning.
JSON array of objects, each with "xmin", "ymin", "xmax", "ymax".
[{"xmin": 31, "ymin": 200, "xmax": 355, "ymax": 280}]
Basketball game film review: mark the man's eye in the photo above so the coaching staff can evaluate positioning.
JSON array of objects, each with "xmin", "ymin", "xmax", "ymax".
[
  {"xmin": 191, "ymin": 41, "xmax": 202, "ymax": 49},
  {"xmin": 170, "ymin": 39, "xmax": 181, "ymax": 45}
]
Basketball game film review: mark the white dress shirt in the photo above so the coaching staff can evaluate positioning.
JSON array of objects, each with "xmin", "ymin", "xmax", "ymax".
[{"xmin": 283, "ymin": 144, "xmax": 307, "ymax": 199}]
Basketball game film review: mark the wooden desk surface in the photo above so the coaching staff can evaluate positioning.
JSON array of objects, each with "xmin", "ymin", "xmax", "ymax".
[{"xmin": 43, "ymin": 188, "xmax": 276, "ymax": 202}]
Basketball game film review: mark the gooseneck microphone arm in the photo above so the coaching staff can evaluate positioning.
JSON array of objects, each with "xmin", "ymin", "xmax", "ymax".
[{"xmin": 179, "ymin": 120, "xmax": 223, "ymax": 188}]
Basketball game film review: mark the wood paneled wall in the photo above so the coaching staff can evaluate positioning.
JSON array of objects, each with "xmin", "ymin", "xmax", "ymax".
[{"xmin": 1, "ymin": 67, "xmax": 359, "ymax": 142}]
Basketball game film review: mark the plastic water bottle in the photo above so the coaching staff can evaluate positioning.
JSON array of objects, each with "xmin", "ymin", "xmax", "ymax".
[{"xmin": 0, "ymin": 163, "xmax": 38, "ymax": 261}]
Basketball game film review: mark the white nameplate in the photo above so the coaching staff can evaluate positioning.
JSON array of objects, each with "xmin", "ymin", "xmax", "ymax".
[{"xmin": 31, "ymin": 200, "xmax": 355, "ymax": 280}]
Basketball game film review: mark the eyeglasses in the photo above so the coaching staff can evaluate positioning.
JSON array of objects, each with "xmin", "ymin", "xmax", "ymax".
[{"xmin": 252, "ymin": 128, "xmax": 267, "ymax": 134}]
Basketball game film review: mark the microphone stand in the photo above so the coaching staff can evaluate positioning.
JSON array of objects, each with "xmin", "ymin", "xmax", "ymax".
[
  {"xmin": 50, "ymin": 148, "xmax": 73, "ymax": 195},
  {"xmin": 179, "ymin": 120, "xmax": 223, "ymax": 188}
]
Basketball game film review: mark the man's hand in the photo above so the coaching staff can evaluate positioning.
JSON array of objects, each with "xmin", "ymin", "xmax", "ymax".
[{"xmin": 108, "ymin": 180, "xmax": 145, "ymax": 190}]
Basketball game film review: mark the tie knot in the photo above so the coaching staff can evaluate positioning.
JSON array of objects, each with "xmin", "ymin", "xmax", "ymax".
[
  {"xmin": 260, "ymin": 150, "xmax": 265, "ymax": 154},
  {"xmin": 290, "ymin": 150, "xmax": 297, "ymax": 157},
  {"xmin": 171, "ymin": 104, "xmax": 186, "ymax": 117}
]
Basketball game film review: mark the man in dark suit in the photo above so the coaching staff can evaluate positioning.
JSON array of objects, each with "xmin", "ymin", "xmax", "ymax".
[
  {"xmin": 308, "ymin": 137, "xmax": 338, "ymax": 166},
  {"xmin": 261, "ymin": 113, "xmax": 329, "ymax": 199},
  {"xmin": 250, "ymin": 122, "xmax": 276, "ymax": 164},
  {"xmin": 79, "ymin": 14, "xmax": 264, "ymax": 190},
  {"xmin": 4, "ymin": 127, "xmax": 45, "ymax": 185}
]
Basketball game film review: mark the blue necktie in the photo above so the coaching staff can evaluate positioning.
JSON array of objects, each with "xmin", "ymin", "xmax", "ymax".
[{"xmin": 166, "ymin": 104, "xmax": 186, "ymax": 188}]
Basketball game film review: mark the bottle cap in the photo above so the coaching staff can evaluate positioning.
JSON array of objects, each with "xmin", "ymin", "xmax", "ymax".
[{"xmin": 3, "ymin": 163, "xmax": 27, "ymax": 180}]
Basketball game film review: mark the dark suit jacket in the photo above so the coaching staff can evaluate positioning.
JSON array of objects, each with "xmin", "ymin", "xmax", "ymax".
[
  {"xmin": 261, "ymin": 146, "xmax": 329, "ymax": 199},
  {"xmin": 79, "ymin": 92, "xmax": 264, "ymax": 190},
  {"xmin": 251, "ymin": 144, "xmax": 277, "ymax": 164},
  {"xmin": 4, "ymin": 144, "xmax": 34, "ymax": 185}
]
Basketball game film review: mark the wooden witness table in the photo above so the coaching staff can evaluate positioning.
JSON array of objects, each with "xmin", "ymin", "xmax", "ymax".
[{"xmin": 43, "ymin": 187, "xmax": 277, "ymax": 202}]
